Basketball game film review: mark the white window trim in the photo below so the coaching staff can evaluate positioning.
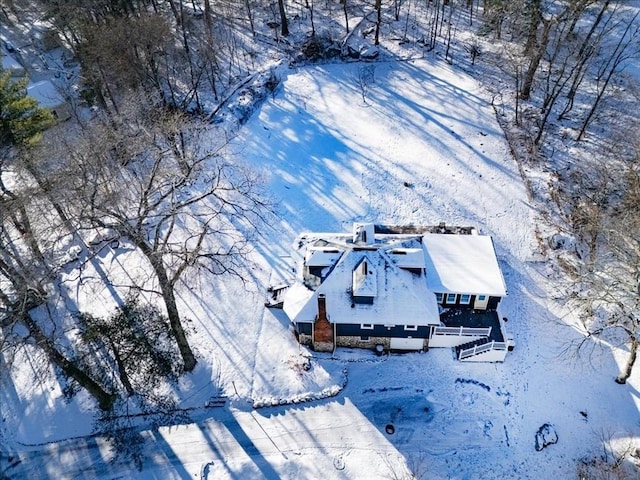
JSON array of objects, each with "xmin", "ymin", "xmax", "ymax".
[
  {"xmin": 446, "ymin": 293, "xmax": 457, "ymax": 304},
  {"xmin": 460, "ymin": 294, "xmax": 471, "ymax": 305},
  {"xmin": 477, "ymin": 295, "xmax": 487, "ymax": 301},
  {"xmin": 361, "ymin": 323, "xmax": 374, "ymax": 330},
  {"xmin": 404, "ymin": 325, "xmax": 418, "ymax": 331}
]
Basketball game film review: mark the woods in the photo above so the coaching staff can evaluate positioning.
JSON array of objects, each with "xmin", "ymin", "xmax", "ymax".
[
  {"xmin": 0, "ymin": 1, "xmax": 639, "ymax": 477},
  {"xmin": 1, "ymin": 79, "xmax": 268, "ymax": 411},
  {"xmin": 0, "ymin": 0, "xmax": 638, "ymax": 446}
]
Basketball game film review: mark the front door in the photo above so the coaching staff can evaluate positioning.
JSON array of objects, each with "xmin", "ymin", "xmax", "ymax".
[{"xmin": 473, "ymin": 294, "xmax": 488, "ymax": 310}]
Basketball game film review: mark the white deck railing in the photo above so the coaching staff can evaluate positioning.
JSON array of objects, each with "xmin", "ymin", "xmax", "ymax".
[
  {"xmin": 459, "ymin": 341, "xmax": 507, "ymax": 360},
  {"xmin": 432, "ymin": 326, "xmax": 492, "ymax": 337}
]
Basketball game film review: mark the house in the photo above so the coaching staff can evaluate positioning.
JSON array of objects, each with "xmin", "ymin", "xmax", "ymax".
[
  {"xmin": 2, "ymin": 53, "xmax": 25, "ymax": 77},
  {"xmin": 282, "ymin": 223, "xmax": 512, "ymax": 362},
  {"xmin": 27, "ymin": 80, "xmax": 72, "ymax": 121}
]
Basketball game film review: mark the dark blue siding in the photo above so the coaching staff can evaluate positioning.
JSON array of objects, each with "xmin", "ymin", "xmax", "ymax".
[
  {"xmin": 487, "ymin": 296, "xmax": 501, "ymax": 310},
  {"xmin": 336, "ymin": 323, "xmax": 430, "ymax": 338},
  {"xmin": 296, "ymin": 322, "xmax": 430, "ymax": 338},
  {"xmin": 297, "ymin": 322, "xmax": 312, "ymax": 335},
  {"xmin": 436, "ymin": 294, "xmax": 503, "ymax": 310}
]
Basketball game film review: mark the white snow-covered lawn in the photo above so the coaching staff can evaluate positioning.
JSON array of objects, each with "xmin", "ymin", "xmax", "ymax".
[{"xmin": 2, "ymin": 58, "xmax": 638, "ymax": 479}]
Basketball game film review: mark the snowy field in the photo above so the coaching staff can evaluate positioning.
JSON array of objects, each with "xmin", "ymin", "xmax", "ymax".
[{"xmin": 2, "ymin": 58, "xmax": 639, "ymax": 479}]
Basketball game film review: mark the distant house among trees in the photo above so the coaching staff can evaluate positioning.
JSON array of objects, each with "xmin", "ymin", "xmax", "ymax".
[
  {"xmin": 2, "ymin": 52, "xmax": 24, "ymax": 77},
  {"xmin": 282, "ymin": 223, "xmax": 513, "ymax": 362},
  {"xmin": 27, "ymin": 80, "xmax": 71, "ymax": 121}
]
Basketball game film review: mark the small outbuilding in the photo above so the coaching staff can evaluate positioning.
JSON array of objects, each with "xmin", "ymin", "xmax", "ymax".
[
  {"xmin": 27, "ymin": 80, "xmax": 71, "ymax": 121},
  {"xmin": 2, "ymin": 53, "xmax": 25, "ymax": 77}
]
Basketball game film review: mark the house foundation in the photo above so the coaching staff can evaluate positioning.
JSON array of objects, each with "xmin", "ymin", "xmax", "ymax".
[{"xmin": 300, "ymin": 334, "xmax": 428, "ymax": 353}]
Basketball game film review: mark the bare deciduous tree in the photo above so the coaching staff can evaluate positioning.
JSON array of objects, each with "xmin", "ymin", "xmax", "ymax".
[
  {"xmin": 1, "ymin": 159, "xmax": 117, "ymax": 410},
  {"xmin": 278, "ymin": 0, "xmax": 290, "ymax": 36},
  {"xmin": 46, "ymin": 101, "xmax": 269, "ymax": 372},
  {"xmin": 568, "ymin": 146, "xmax": 640, "ymax": 384},
  {"xmin": 576, "ymin": 429, "xmax": 640, "ymax": 479},
  {"xmin": 375, "ymin": 0, "xmax": 382, "ymax": 46},
  {"xmin": 577, "ymin": 8, "xmax": 640, "ymax": 141}
]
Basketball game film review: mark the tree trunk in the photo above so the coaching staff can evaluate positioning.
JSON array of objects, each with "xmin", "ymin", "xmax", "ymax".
[
  {"xmin": 566, "ymin": 0, "xmax": 590, "ymax": 36},
  {"xmin": 110, "ymin": 340, "xmax": 135, "ymax": 396},
  {"xmin": 278, "ymin": 0, "xmax": 289, "ymax": 36},
  {"xmin": 22, "ymin": 312, "xmax": 116, "ymax": 410},
  {"xmin": 430, "ymin": 0, "xmax": 441, "ymax": 48},
  {"xmin": 523, "ymin": 0, "xmax": 543, "ymax": 57},
  {"xmin": 520, "ymin": 18, "xmax": 552, "ymax": 100},
  {"xmin": 577, "ymin": 9, "xmax": 639, "ymax": 141},
  {"xmin": 138, "ymin": 242, "xmax": 197, "ymax": 372},
  {"xmin": 166, "ymin": 0, "xmax": 181, "ymax": 25},
  {"xmin": 374, "ymin": 0, "xmax": 382, "ymax": 46},
  {"xmin": 178, "ymin": 0, "xmax": 202, "ymax": 112},
  {"xmin": 308, "ymin": 0, "xmax": 315, "ymax": 37},
  {"xmin": 615, "ymin": 336, "xmax": 637, "ymax": 384},
  {"xmin": 0, "ymin": 179, "xmax": 45, "ymax": 264},
  {"xmin": 10, "ymin": 207, "xmax": 46, "ymax": 265},
  {"xmin": 559, "ymin": 0, "xmax": 610, "ymax": 119},
  {"xmin": 203, "ymin": 0, "xmax": 213, "ymax": 33},
  {"xmin": 343, "ymin": 0, "xmax": 349, "ymax": 34},
  {"xmin": 244, "ymin": 0, "xmax": 256, "ymax": 36},
  {"xmin": 444, "ymin": 2, "xmax": 454, "ymax": 63}
]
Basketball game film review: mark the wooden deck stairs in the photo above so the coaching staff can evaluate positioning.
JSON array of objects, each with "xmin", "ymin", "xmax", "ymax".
[{"xmin": 455, "ymin": 337, "xmax": 508, "ymax": 362}]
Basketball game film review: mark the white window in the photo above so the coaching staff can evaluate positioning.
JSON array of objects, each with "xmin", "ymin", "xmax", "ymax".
[
  {"xmin": 477, "ymin": 295, "xmax": 487, "ymax": 301},
  {"xmin": 460, "ymin": 294, "xmax": 471, "ymax": 304},
  {"xmin": 404, "ymin": 325, "xmax": 418, "ymax": 331},
  {"xmin": 361, "ymin": 323, "xmax": 374, "ymax": 330},
  {"xmin": 446, "ymin": 293, "xmax": 457, "ymax": 304},
  {"xmin": 435, "ymin": 293, "xmax": 443, "ymax": 303}
]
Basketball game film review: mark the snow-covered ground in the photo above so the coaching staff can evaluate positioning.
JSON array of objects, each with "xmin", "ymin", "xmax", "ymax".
[{"xmin": 2, "ymin": 58, "xmax": 638, "ymax": 479}]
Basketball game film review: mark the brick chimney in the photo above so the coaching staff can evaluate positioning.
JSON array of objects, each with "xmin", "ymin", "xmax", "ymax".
[
  {"xmin": 313, "ymin": 293, "xmax": 334, "ymax": 351},
  {"xmin": 317, "ymin": 293, "xmax": 328, "ymax": 322}
]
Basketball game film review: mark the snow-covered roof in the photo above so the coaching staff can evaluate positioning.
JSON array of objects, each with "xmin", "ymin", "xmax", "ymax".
[
  {"xmin": 27, "ymin": 80, "xmax": 65, "ymax": 108},
  {"xmin": 2, "ymin": 53, "xmax": 24, "ymax": 76},
  {"xmin": 305, "ymin": 246, "xmax": 343, "ymax": 267},
  {"xmin": 352, "ymin": 258, "xmax": 377, "ymax": 297},
  {"xmin": 284, "ymin": 231, "xmax": 440, "ymax": 327},
  {"xmin": 422, "ymin": 233, "xmax": 507, "ymax": 296},
  {"xmin": 285, "ymin": 227, "xmax": 507, "ymax": 327},
  {"xmin": 387, "ymin": 248, "xmax": 426, "ymax": 268}
]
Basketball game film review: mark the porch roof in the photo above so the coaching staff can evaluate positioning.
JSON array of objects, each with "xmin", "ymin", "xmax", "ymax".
[{"xmin": 422, "ymin": 234, "xmax": 507, "ymax": 296}]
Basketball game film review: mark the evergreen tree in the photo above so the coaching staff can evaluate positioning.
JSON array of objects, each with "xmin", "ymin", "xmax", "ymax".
[{"xmin": 0, "ymin": 69, "xmax": 55, "ymax": 147}]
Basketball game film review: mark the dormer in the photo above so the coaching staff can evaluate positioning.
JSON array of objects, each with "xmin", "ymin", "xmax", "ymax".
[
  {"xmin": 305, "ymin": 246, "xmax": 343, "ymax": 278},
  {"xmin": 388, "ymin": 248, "xmax": 426, "ymax": 273},
  {"xmin": 353, "ymin": 223, "xmax": 375, "ymax": 246},
  {"xmin": 352, "ymin": 258, "xmax": 377, "ymax": 304}
]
